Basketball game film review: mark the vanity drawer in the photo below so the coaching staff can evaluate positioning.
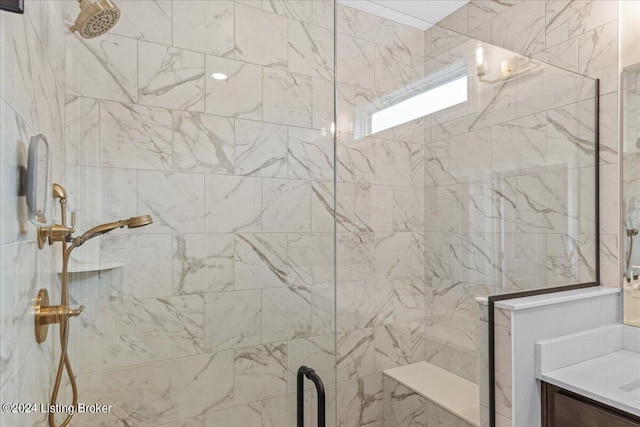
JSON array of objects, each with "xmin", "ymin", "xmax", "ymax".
[{"xmin": 542, "ymin": 382, "xmax": 640, "ymax": 427}]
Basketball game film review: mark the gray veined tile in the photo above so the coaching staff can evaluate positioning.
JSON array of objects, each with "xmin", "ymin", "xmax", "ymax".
[
  {"xmin": 264, "ymin": 0, "xmax": 313, "ymax": 22},
  {"xmin": 173, "ymin": 110, "xmax": 234, "ymax": 174},
  {"xmin": 263, "ymin": 68, "xmax": 313, "ymax": 128},
  {"xmin": 288, "ymin": 20, "xmax": 334, "ymax": 80},
  {"xmin": 205, "ymin": 56, "xmax": 262, "ymax": 120},
  {"xmin": 205, "ymin": 290, "xmax": 262, "ymax": 351},
  {"xmin": 234, "ymin": 343, "xmax": 288, "ymax": 405},
  {"xmin": 578, "ymin": 20, "xmax": 618, "ymax": 95},
  {"xmin": 262, "ymin": 178, "xmax": 312, "ymax": 232},
  {"xmin": 337, "ymin": 232, "xmax": 375, "ymax": 282},
  {"xmin": 546, "ymin": 101, "xmax": 597, "ymax": 169},
  {"xmin": 337, "ymin": 35, "xmax": 375, "ymax": 89},
  {"xmin": 336, "ymin": 374, "xmax": 383, "ymax": 427},
  {"xmin": 235, "ymin": 3, "xmax": 288, "ymax": 68},
  {"xmin": 491, "ymin": 113, "xmax": 546, "ymax": 175},
  {"xmin": 336, "ymin": 328, "xmax": 375, "ymax": 381},
  {"xmin": 374, "ymin": 44, "xmax": 413, "ymax": 94},
  {"xmin": 288, "ymin": 334, "xmax": 335, "ymax": 392},
  {"xmin": 139, "ymin": 42, "xmax": 205, "ymax": 112},
  {"xmin": 172, "ymin": 0, "xmax": 234, "ymax": 57},
  {"xmin": 65, "ymin": 32, "xmax": 137, "ymax": 103},
  {"xmin": 490, "ymin": 0, "xmax": 545, "ymax": 56},
  {"xmin": 204, "ymin": 403, "xmax": 262, "ymax": 427},
  {"xmin": 111, "ymin": 0, "xmax": 172, "ymax": 45},
  {"xmin": 173, "ymin": 234, "xmax": 234, "ymax": 295},
  {"xmin": 468, "ymin": 0, "xmax": 515, "ymax": 31},
  {"xmin": 235, "ymin": 119, "xmax": 287, "ymax": 178},
  {"xmin": 65, "ymin": 96, "xmax": 100, "ymax": 167},
  {"xmin": 354, "ymin": 279, "xmax": 394, "ymax": 329},
  {"xmin": 374, "ymin": 320, "xmax": 425, "ymax": 372},
  {"xmin": 235, "ymin": 233, "xmax": 288, "ymax": 290},
  {"xmin": 355, "ymin": 9, "xmax": 394, "ymax": 47},
  {"xmin": 204, "ymin": 175, "xmax": 262, "ymax": 233},
  {"xmin": 262, "ymin": 285, "xmax": 313, "ymax": 342},
  {"xmin": 546, "ymin": 0, "xmax": 618, "ymax": 49},
  {"xmin": 288, "ymin": 233, "xmax": 334, "ymax": 286},
  {"xmin": 100, "ymin": 100, "xmax": 172, "ymax": 171},
  {"xmin": 288, "ymin": 126, "xmax": 334, "ymax": 181},
  {"xmin": 374, "ymin": 232, "xmax": 412, "ymax": 280},
  {"xmin": 137, "ymin": 171, "xmax": 205, "ymax": 234}
]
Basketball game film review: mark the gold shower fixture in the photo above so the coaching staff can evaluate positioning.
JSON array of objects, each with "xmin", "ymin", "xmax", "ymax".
[
  {"xmin": 35, "ymin": 183, "xmax": 152, "ymax": 427},
  {"xmin": 69, "ymin": 0, "xmax": 121, "ymax": 39}
]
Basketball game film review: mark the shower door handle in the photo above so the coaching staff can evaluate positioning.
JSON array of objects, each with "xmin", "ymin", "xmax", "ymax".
[{"xmin": 297, "ymin": 365, "xmax": 325, "ymax": 427}]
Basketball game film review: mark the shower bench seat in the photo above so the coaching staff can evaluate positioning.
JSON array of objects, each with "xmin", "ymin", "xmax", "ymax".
[{"xmin": 382, "ymin": 361, "xmax": 480, "ymax": 427}]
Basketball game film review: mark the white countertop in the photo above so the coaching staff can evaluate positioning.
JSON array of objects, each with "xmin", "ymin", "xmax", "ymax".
[
  {"xmin": 495, "ymin": 286, "xmax": 620, "ymax": 311},
  {"xmin": 383, "ymin": 361, "xmax": 479, "ymax": 426},
  {"xmin": 539, "ymin": 350, "xmax": 640, "ymax": 417}
]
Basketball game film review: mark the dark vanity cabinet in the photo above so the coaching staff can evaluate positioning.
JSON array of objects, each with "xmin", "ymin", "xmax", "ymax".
[{"xmin": 542, "ymin": 382, "xmax": 640, "ymax": 427}]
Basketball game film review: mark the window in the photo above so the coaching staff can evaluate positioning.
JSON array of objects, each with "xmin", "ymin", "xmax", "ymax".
[{"xmin": 354, "ymin": 62, "xmax": 468, "ymax": 139}]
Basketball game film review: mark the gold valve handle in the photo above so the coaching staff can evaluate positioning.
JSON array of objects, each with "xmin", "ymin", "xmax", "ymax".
[{"xmin": 34, "ymin": 289, "xmax": 84, "ymax": 343}]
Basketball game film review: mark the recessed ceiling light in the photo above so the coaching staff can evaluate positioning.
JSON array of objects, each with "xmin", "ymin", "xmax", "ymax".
[{"xmin": 211, "ymin": 73, "xmax": 228, "ymax": 81}]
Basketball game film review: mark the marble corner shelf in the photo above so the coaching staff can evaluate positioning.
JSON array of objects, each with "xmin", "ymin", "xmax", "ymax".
[{"xmin": 57, "ymin": 262, "xmax": 125, "ymax": 274}]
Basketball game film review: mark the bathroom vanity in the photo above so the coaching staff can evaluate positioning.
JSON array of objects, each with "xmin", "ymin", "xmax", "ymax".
[
  {"xmin": 536, "ymin": 324, "xmax": 640, "ymax": 427},
  {"xmin": 542, "ymin": 382, "xmax": 640, "ymax": 427}
]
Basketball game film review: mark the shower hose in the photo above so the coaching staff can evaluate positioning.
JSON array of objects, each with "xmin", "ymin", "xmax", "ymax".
[{"xmin": 49, "ymin": 239, "xmax": 80, "ymax": 427}]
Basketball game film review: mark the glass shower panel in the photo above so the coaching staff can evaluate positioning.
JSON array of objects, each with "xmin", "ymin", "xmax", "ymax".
[
  {"xmin": 335, "ymin": 5, "xmax": 598, "ymax": 426},
  {"xmin": 62, "ymin": 1, "xmax": 337, "ymax": 426}
]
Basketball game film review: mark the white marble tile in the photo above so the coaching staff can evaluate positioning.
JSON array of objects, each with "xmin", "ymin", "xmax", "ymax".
[
  {"xmin": 138, "ymin": 171, "xmax": 204, "ymax": 234},
  {"xmin": 287, "ymin": 334, "xmax": 335, "ymax": 392},
  {"xmin": 337, "ymin": 135, "xmax": 375, "ymax": 184},
  {"xmin": 532, "ymin": 37, "xmax": 579, "ymax": 73},
  {"xmin": 262, "ymin": 178, "xmax": 312, "ymax": 232},
  {"xmin": 27, "ymin": 0, "xmax": 66, "ymax": 83},
  {"xmin": 374, "ymin": 140, "xmax": 412, "ymax": 186},
  {"xmin": 204, "ymin": 175, "xmax": 262, "ymax": 233},
  {"xmin": 173, "ymin": 111, "xmax": 235, "ymax": 174},
  {"xmin": 288, "ymin": 233, "xmax": 333, "ymax": 286},
  {"xmin": 337, "ymin": 232, "xmax": 375, "ymax": 281},
  {"xmin": 546, "ymin": 0, "xmax": 618, "ymax": 48},
  {"xmin": 264, "ymin": 0, "xmax": 313, "ymax": 22},
  {"xmin": 356, "ymin": 10, "xmax": 393, "ymax": 47},
  {"xmin": 393, "ymin": 188, "xmax": 425, "ymax": 232},
  {"xmin": 490, "ymin": 0, "xmax": 545, "ymax": 56},
  {"xmin": 312, "ymin": 181, "xmax": 335, "ymax": 232},
  {"xmin": 234, "ymin": 343, "xmax": 288, "ymax": 405},
  {"xmin": 336, "ymin": 374, "xmax": 382, "ymax": 427},
  {"xmin": 205, "ymin": 56, "xmax": 262, "ymax": 120},
  {"xmin": 312, "ymin": 0, "xmax": 334, "ymax": 30},
  {"xmin": 262, "ymin": 285, "xmax": 312, "ymax": 342},
  {"xmin": 85, "ymin": 294, "xmax": 205, "ymax": 370},
  {"xmin": 98, "ymin": 234, "xmax": 174, "ymax": 299},
  {"xmin": 65, "ymin": 96, "xmax": 100, "ymax": 166},
  {"xmin": 578, "ymin": 20, "xmax": 618, "ymax": 95},
  {"xmin": 337, "ymin": 35, "xmax": 375, "ymax": 89},
  {"xmin": 235, "ymin": 233, "xmax": 288, "ymax": 289},
  {"xmin": 173, "ymin": 234, "xmax": 234, "ymax": 295},
  {"xmin": 394, "ymin": 22, "xmax": 425, "ymax": 57},
  {"xmin": 100, "ymin": 100, "xmax": 172, "ymax": 171},
  {"xmin": 139, "ymin": 42, "xmax": 205, "ymax": 111},
  {"xmin": 235, "ymin": 119, "xmax": 287, "ymax": 178},
  {"xmin": 288, "ymin": 20, "xmax": 333, "ymax": 80},
  {"xmin": 516, "ymin": 169, "xmax": 572, "ymax": 234},
  {"xmin": 492, "ymin": 113, "xmax": 546, "ymax": 175},
  {"xmin": 448, "ymin": 129, "xmax": 492, "ymax": 183},
  {"xmin": 0, "ymin": 242, "xmax": 37, "ymax": 388},
  {"xmin": 111, "ymin": 0, "xmax": 172, "ymax": 45},
  {"xmin": 288, "ymin": 126, "xmax": 334, "ymax": 181},
  {"xmin": 354, "ymin": 279, "xmax": 394, "ymax": 328},
  {"xmin": 336, "ymin": 3, "xmax": 356, "ymax": 36},
  {"xmin": 311, "ymin": 282, "xmax": 336, "ymax": 335},
  {"xmin": 65, "ymin": 32, "xmax": 137, "ymax": 103},
  {"xmin": 235, "ymin": 3, "xmax": 287, "ymax": 68},
  {"xmin": 336, "ymin": 328, "xmax": 375, "ymax": 381},
  {"xmin": 383, "ymin": 377, "xmax": 427, "ymax": 427},
  {"xmin": 374, "ymin": 232, "xmax": 412, "ymax": 279},
  {"xmin": 375, "ymin": 320, "xmax": 425, "ymax": 371},
  {"xmin": 449, "ymin": 233, "xmax": 500, "ymax": 286},
  {"xmin": 263, "ymin": 68, "xmax": 313, "ymax": 127},
  {"xmin": 545, "ymin": 233, "xmax": 596, "ymax": 286},
  {"xmin": 204, "ymin": 403, "xmax": 262, "ymax": 427},
  {"xmin": 546, "ymin": 101, "xmax": 597, "ymax": 169},
  {"xmin": 173, "ymin": 0, "xmax": 234, "ymax": 57},
  {"xmin": 468, "ymin": 1, "xmax": 515, "ymax": 31},
  {"xmin": 374, "ymin": 44, "xmax": 412, "ymax": 94},
  {"xmin": 313, "ymin": 77, "xmax": 335, "ymax": 131},
  {"xmin": 205, "ymin": 290, "xmax": 262, "ymax": 351}
]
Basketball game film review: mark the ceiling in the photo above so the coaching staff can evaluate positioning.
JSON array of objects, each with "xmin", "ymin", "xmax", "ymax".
[{"xmin": 337, "ymin": 0, "xmax": 469, "ymax": 30}]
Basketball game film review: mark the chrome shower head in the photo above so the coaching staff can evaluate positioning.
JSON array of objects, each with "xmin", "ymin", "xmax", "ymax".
[{"xmin": 70, "ymin": 0, "xmax": 121, "ymax": 39}]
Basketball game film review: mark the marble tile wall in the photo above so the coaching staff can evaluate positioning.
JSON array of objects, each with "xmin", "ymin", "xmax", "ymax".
[
  {"xmin": 334, "ymin": 5, "xmax": 428, "ymax": 426},
  {"xmin": 60, "ymin": 0, "xmax": 337, "ymax": 426},
  {"xmin": 0, "ymin": 0, "xmax": 67, "ymax": 425}
]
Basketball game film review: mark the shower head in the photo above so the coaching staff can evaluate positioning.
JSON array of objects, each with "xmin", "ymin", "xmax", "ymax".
[
  {"xmin": 70, "ymin": 0, "xmax": 121, "ymax": 39},
  {"xmin": 75, "ymin": 215, "xmax": 153, "ymax": 246}
]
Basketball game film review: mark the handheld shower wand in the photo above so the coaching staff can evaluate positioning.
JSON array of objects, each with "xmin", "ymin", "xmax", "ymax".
[{"xmin": 35, "ymin": 184, "xmax": 152, "ymax": 427}]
